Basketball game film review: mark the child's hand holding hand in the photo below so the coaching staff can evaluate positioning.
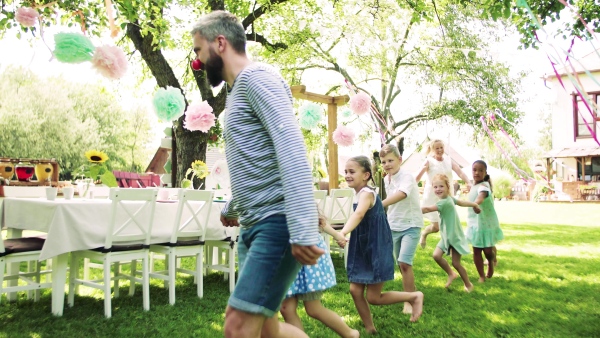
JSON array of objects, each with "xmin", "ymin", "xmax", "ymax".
[
  {"xmin": 335, "ymin": 231, "xmax": 348, "ymax": 248},
  {"xmin": 473, "ymin": 205, "xmax": 481, "ymax": 214}
]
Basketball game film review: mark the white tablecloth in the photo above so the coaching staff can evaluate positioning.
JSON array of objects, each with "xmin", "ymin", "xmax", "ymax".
[{"xmin": 2, "ymin": 197, "xmax": 237, "ymax": 260}]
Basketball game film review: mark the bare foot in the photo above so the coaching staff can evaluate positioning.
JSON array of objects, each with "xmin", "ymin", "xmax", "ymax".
[
  {"xmin": 409, "ymin": 291, "xmax": 424, "ymax": 322},
  {"xmin": 464, "ymin": 283, "xmax": 474, "ymax": 293},
  {"xmin": 403, "ymin": 302, "xmax": 413, "ymax": 314},
  {"xmin": 365, "ymin": 327, "xmax": 377, "ymax": 335},
  {"xmin": 478, "ymin": 277, "xmax": 485, "ymax": 283},
  {"xmin": 346, "ymin": 329, "xmax": 360, "ymax": 338},
  {"xmin": 445, "ymin": 272, "xmax": 458, "ymax": 288}
]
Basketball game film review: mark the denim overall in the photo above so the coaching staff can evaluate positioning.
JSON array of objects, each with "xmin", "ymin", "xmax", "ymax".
[{"xmin": 346, "ymin": 192, "xmax": 395, "ymax": 284}]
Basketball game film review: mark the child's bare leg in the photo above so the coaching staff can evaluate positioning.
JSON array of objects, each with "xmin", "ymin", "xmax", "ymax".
[
  {"xmin": 420, "ymin": 222, "xmax": 439, "ymax": 248},
  {"xmin": 304, "ymin": 300, "xmax": 359, "ymax": 338},
  {"xmin": 280, "ymin": 297, "xmax": 303, "ymax": 331},
  {"xmin": 365, "ymin": 282, "xmax": 424, "ymax": 322},
  {"xmin": 483, "ymin": 247, "xmax": 495, "ymax": 278},
  {"xmin": 451, "ymin": 251, "xmax": 473, "ymax": 292},
  {"xmin": 433, "ymin": 247, "xmax": 457, "ymax": 287},
  {"xmin": 492, "ymin": 246, "xmax": 498, "ymax": 266},
  {"xmin": 472, "ymin": 247, "xmax": 486, "ymax": 282},
  {"xmin": 399, "ymin": 262, "xmax": 415, "ymax": 314},
  {"xmin": 350, "ymin": 283, "xmax": 376, "ymax": 334}
]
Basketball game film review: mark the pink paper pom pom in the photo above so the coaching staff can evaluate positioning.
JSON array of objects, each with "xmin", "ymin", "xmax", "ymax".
[
  {"xmin": 184, "ymin": 101, "xmax": 216, "ymax": 132},
  {"xmin": 349, "ymin": 91, "xmax": 371, "ymax": 116},
  {"xmin": 333, "ymin": 126, "xmax": 356, "ymax": 147},
  {"xmin": 91, "ymin": 45, "xmax": 129, "ymax": 80},
  {"xmin": 15, "ymin": 7, "xmax": 39, "ymax": 27}
]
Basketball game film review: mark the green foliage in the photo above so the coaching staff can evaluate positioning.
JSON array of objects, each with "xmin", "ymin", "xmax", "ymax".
[
  {"xmin": 0, "ymin": 66, "xmax": 153, "ymax": 179},
  {"xmin": 256, "ymin": 0, "xmax": 524, "ymax": 141},
  {"xmin": 492, "ymin": 175, "xmax": 514, "ymax": 199},
  {"xmin": 454, "ymin": 0, "xmax": 600, "ymax": 49}
]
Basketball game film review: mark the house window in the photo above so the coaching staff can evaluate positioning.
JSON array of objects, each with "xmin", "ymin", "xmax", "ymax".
[
  {"xmin": 573, "ymin": 92, "xmax": 599, "ymax": 139},
  {"xmin": 577, "ymin": 156, "xmax": 600, "ymax": 181}
]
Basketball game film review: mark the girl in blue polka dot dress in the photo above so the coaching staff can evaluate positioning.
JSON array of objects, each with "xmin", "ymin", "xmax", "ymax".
[{"xmin": 280, "ymin": 212, "xmax": 359, "ymax": 338}]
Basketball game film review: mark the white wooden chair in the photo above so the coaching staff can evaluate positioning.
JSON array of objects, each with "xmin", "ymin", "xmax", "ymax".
[
  {"xmin": 68, "ymin": 188, "xmax": 158, "ymax": 318},
  {"xmin": 325, "ymin": 189, "xmax": 354, "ymax": 267},
  {"xmin": 204, "ymin": 202, "xmax": 238, "ymax": 293},
  {"xmin": 148, "ymin": 189, "xmax": 214, "ymax": 304},
  {"xmin": 313, "ymin": 190, "xmax": 328, "ymax": 213},
  {"xmin": 0, "ymin": 235, "xmax": 52, "ymax": 305}
]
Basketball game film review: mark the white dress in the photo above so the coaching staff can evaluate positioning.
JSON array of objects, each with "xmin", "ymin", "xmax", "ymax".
[{"xmin": 421, "ymin": 154, "xmax": 454, "ymax": 223}]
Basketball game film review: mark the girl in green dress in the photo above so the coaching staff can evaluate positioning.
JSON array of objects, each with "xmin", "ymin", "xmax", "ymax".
[
  {"xmin": 421, "ymin": 174, "xmax": 480, "ymax": 293},
  {"xmin": 465, "ymin": 160, "xmax": 504, "ymax": 282}
]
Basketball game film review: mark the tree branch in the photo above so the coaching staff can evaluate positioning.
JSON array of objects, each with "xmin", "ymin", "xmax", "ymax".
[
  {"xmin": 246, "ymin": 33, "xmax": 288, "ymax": 51},
  {"xmin": 241, "ymin": 0, "xmax": 289, "ymax": 29}
]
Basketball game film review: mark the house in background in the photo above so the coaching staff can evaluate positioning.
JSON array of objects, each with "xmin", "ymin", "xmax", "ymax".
[{"xmin": 543, "ymin": 48, "xmax": 600, "ymax": 200}]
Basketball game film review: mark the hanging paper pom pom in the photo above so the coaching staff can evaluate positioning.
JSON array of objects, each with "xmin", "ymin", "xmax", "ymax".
[
  {"xmin": 53, "ymin": 33, "xmax": 96, "ymax": 64},
  {"xmin": 349, "ymin": 91, "xmax": 371, "ymax": 116},
  {"xmin": 333, "ymin": 126, "xmax": 356, "ymax": 147},
  {"xmin": 153, "ymin": 86, "xmax": 186, "ymax": 122},
  {"xmin": 341, "ymin": 108, "xmax": 353, "ymax": 119},
  {"xmin": 91, "ymin": 45, "xmax": 128, "ymax": 79},
  {"xmin": 298, "ymin": 102, "xmax": 323, "ymax": 130},
  {"xmin": 184, "ymin": 101, "xmax": 216, "ymax": 132},
  {"xmin": 15, "ymin": 7, "xmax": 39, "ymax": 27}
]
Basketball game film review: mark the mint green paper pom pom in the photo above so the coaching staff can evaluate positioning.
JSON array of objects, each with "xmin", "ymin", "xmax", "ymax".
[
  {"xmin": 153, "ymin": 86, "xmax": 186, "ymax": 122},
  {"xmin": 299, "ymin": 102, "xmax": 323, "ymax": 130},
  {"xmin": 341, "ymin": 108, "xmax": 353, "ymax": 119},
  {"xmin": 53, "ymin": 33, "xmax": 96, "ymax": 64}
]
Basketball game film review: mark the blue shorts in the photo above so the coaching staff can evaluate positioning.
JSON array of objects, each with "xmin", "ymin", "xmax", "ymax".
[
  {"xmin": 391, "ymin": 227, "xmax": 421, "ymax": 266},
  {"xmin": 228, "ymin": 214, "xmax": 301, "ymax": 317}
]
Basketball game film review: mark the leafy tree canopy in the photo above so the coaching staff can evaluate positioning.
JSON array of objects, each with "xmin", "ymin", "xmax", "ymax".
[{"xmin": 0, "ymin": 66, "xmax": 153, "ymax": 179}]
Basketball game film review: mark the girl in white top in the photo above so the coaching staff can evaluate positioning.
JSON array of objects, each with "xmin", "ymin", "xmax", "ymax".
[
  {"xmin": 380, "ymin": 144, "xmax": 424, "ymax": 316},
  {"xmin": 415, "ymin": 139, "xmax": 471, "ymax": 249}
]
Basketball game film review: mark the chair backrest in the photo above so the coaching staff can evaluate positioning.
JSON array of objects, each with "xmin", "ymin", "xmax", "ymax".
[
  {"xmin": 313, "ymin": 190, "xmax": 327, "ymax": 213},
  {"xmin": 168, "ymin": 189, "xmax": 214, "ymax": 243},
  {"xmin": 326, "ymin": 189, "xmax": 354, "ymax": 225},
  {"xmin": 105, "ymin": 188, "xmax": 158, "ymax": 248}
]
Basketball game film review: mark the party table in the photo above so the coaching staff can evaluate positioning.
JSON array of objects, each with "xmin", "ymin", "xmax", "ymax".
[{"xmin": 1, "ymin": 197, "xmax": 235, "ymax": 316}]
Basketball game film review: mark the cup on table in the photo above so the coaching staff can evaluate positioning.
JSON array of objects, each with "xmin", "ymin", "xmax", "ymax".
[
  {"xmin": 62, "ymin": 187, "xmax": 75, "ymax": 200},
  {"xmin": 45, "ymin": 187, "xmax": 58, "ymax": 201},
  {"xmin": 157, "ymin": 188, "xmax": 170, "ymax": 201}
]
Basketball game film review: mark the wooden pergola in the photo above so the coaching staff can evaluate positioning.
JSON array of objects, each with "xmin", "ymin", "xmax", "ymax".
[{"xmin": 290, "ymin": 85, "xmax": 350, "ymax": 190}]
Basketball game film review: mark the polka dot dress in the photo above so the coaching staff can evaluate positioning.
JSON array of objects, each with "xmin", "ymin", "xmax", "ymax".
[{"xmin": 286, "ymin": 234, "xmax": 337, "ymax": 297}]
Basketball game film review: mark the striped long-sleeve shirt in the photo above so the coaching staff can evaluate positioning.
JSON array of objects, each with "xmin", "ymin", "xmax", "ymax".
[{"xmin": 221, "ymin": 63, "xmax": 319, "ymax": 246}]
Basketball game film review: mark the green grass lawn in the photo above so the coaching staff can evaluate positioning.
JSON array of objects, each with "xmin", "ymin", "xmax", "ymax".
[{"xmin": 2, "ymin": 203, "xmax": 600, "ymax": 337}]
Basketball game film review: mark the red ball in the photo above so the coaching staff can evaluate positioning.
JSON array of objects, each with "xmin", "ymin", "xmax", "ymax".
[{"xmin": 191, "ymin": 59, "xmax": 204, "ymax": 71}]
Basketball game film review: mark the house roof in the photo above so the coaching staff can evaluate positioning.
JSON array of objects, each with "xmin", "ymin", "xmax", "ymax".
[
  {"xmin": 543, "ymin": 147, "xmax": 600, "ymax": 158},
  {"xmin": 401, "ymin": 138, "xmax": 471, "ymax": 180},
  {"xmin": 547, "ymin": 48, "xmax": 600, "ymax": 78}
]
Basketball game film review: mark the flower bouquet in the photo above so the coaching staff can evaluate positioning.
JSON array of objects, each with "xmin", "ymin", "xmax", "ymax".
[
  {"xmin": 181, "ymin": 160, "xmax": 209, "ymax": 189},
  {"xmin": 74, "ymin": 150, "xmax": 118, "ymax": 197}
]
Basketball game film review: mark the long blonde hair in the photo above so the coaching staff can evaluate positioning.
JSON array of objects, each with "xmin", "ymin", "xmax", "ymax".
[{"xmin": 427, "ymin": 139, "xmax": 445, "ymax": 156}]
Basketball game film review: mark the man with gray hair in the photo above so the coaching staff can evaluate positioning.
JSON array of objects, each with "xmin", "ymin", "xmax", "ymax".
[{"xmin": 191, "ymin": 10, "xmax": 324, "ymax": 338}]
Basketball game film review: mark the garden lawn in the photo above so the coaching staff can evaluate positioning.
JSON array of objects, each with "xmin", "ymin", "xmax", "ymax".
[{"xmin": 1, "ymin": 209, "xmax": 599, "ymax": 337}]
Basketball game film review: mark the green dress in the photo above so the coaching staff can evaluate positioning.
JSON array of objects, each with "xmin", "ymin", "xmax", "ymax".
[
  {"xmin": 435, "ymin": 197, "xmax": 471, "ymax": 255},
  {"xmin": 466, "ymin": 182, "xmax": 504, "ymax": 248}
]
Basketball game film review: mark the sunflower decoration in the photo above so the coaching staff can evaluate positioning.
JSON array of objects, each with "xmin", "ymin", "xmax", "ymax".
[
  {"xmin": 181, "ymin": 160, "xmax": 209, "ymax": 189},
  {"xmin": 85, "ymin": 150, "xmax": 109, "ymax": 163},
  {"xmin": 75, "ymin": 150, "xmax": 117, "ymax": 187}
]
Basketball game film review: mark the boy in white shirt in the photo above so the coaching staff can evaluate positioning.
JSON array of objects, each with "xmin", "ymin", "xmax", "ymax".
[{"xmin": 380, "ymin": 144, "xmax": 424, "ymax": 315}]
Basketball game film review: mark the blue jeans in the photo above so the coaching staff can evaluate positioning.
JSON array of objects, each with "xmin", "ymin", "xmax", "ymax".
[
  {"xmin": 391, "ymin": 227, "xmax": 421, "ymax": 266},
  {"xmin": 228, "ymin": 214, "xmax": 300, "ymax": 317}
]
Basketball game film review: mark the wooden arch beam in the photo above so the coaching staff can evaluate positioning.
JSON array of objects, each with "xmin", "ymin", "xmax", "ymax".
[{"xmin": 291, "ymin": 85, "xmax": 350, "ymax": 190}]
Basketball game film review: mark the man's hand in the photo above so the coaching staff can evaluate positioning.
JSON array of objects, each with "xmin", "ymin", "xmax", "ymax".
[
  {"xmin": 220, "ymin": 215, "xmax": 240, "ymax": 227},
  {"xmin": 291, "ymin": 244, "xmax": 325, "ymax": 265}
]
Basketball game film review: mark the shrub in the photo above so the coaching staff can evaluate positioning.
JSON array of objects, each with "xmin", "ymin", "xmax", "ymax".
[{"xmin": 493, "ymin": 176, "xmax": 514, "ymax": 200}]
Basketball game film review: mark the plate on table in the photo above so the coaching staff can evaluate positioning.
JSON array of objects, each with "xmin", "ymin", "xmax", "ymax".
[{"xmin": 157, "ymin": 199, "xmax": 177, "ymax": 203}]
